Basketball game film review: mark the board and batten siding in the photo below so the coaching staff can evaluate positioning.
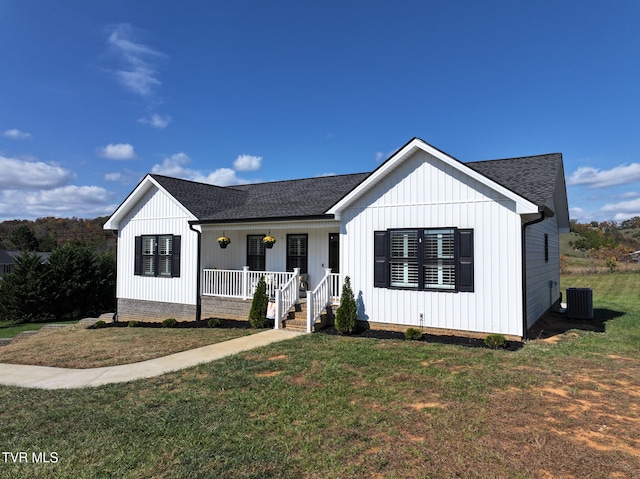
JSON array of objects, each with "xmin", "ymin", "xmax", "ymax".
[
  {"xmin": 524, "ymin": 215, "xmax": 561, "ymax": 328},
  {"xmin": 340, "ymin": 149, "xmax": 525, "ymax": 337},
  {"xmin": 201, "ymin": 221, "xmax": 339, "ymax": 289},
  {"xmin": 116, "ymin": 186, "xmax": 198, "ymax": 307}
]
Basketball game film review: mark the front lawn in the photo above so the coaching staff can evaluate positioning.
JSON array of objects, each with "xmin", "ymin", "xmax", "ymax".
[
  {"xmin": 0, "ymin": 320, "xmax": 78, "ymax": 339},
  {"xmin": 0, "ymin": 321, "xmax": 263, "ymax": 368},
  {"xmin": 0, "ymin": 271, "xmax": 638, "ymax": 478}
]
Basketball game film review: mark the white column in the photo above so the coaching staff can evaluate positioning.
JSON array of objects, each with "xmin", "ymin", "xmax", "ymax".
[{"xmin": 241, "ymin": 266, "xmax": 250, "ymax": 300}]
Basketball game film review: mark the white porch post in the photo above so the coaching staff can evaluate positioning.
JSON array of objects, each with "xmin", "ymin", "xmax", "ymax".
[
  {"xmin": 241, "ymin": 266, "xmax": 250, "ymax": 300},
  {"xmin": 306, "ymin": 294, "xmax": 313, "ymax": 333},
  {"xmin": 274, "ymin": 289, "xmax": 282, "ymax": 330},
  {"xmin": 293, "ymin": 267, "xmax": 301, "ymax": 304}
]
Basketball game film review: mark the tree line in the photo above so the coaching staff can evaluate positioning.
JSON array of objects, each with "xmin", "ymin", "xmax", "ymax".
[
  {"xmin": 0, "ymin": 216, "xmax": 117, "ymax": 253},
  {"xmin": 0, "ymin": 217, "xmax": 117, "ymax": 324},
  {"xmin": 570, "ymin": 217, "xmax": 640, "ymax": 253},
  {"xmin": 0, "ymin": 242, "xmax": 116, "ymax": 323}
]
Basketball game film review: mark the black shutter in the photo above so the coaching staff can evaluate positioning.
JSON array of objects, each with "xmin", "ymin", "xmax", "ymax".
[
  {"xmin": 373, "ymin": 230, "xmax": 389, "ymax": 288},
  {"xmin": 134, "ymin": 236, "xmax": 142, "ymax": 275},
  {"xmin": 457, "ymin": 229, "xmax": 474, "ymax": 292},
  {"xmin": 171, "ymin": 235, "xmax": 181, "ymax": 277}
]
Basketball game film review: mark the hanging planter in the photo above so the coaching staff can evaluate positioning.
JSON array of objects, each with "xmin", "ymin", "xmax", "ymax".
[
  {"xmin": 218, "ymin": 236, "xmax": 231, "ymax": 249},
  {"xmin": 262, "ymin": 235, "xmax": 277, "ymax": 249}
]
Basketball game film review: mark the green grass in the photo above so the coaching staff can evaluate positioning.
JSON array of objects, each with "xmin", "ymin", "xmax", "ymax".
[
  {"xmin": 0, "ymin": 272, "xmax": 638, "ymax": 478},
  {"xmin": 0, "ymin": 320, "xmax": 78, "ymax": 338}
]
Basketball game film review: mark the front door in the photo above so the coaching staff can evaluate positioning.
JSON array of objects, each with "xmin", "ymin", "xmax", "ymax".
[{"xmin": 329, "ymin": 233, "xmax": 339, "ymax": 273}]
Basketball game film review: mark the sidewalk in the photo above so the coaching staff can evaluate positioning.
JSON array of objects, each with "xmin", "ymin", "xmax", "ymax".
[{"xmin": 0, "ymin": 329, "xmax": 303, "ymax": 390}]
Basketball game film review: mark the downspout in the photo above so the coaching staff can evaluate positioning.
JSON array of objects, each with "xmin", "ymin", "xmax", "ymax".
[
  {"xmin": 189, "ymin": 223, "xmax": 202, "ymax": 322},
  {"xmin": 521, "ymin": 208, "xmax": 548, "ymax": 341}
]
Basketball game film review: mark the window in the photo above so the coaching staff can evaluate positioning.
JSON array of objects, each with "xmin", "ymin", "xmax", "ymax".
[
  {"xmin": 287, "ymin": 234, "xmax": 308, "ymax": 273},
  {"xmin": 544, "ymin": 234, "xmax": 549, "ymax": 263},
  {"xmin": 374, "ymin": 228, "xmax": 473, "ymax": 292},
  {"xmin": 390, "ymin": 230, "xmax": 418, "ymax": 288},
  {"xmin": 135, "ymin": 235, "xmax": 181, "ymax": 277},
  {"xmin": 247, "ymin": 235, "xmax": 266, "ymax": 271}
]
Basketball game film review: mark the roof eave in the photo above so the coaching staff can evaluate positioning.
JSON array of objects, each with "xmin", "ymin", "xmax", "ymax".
[{"xmin": 190, "ymin": 214, "xmax": 337, "ymax": 226}]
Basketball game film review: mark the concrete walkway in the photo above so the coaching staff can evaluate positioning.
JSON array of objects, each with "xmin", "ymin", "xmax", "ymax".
[{"xmin": 0, "ymin": 329, "xmax": 303, "ymax": 390}]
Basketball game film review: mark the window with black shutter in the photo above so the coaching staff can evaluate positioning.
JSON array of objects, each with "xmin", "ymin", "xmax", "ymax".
[
  {"xmin": 373, "ymin": 228, "xmax": 474, "ymax": 292},
  {"xmin": 134, "ymin": 235, "xmax": 181, "ymax": 277}
]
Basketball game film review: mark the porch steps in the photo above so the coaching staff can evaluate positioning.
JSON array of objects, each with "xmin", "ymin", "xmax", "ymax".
[{"xmin": 281, "ymin": 303, "xmax": 335, "ymax": 332}]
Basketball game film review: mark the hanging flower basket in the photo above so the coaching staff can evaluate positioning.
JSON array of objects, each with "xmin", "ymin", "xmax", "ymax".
[
  {"xmin": 262, "ymin": 235, "xmax": 276, "ymax": 249},
  {"xmin": 218, "ymin": 236, "xmax": 231, "ymax": 249}
]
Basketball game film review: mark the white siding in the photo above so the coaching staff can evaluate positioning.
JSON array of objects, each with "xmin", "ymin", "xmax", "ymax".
[
  {"xmin": 341, "ymin": 149, "xmax": 525, "ymax": 337},
  {"xmin": 524, "ymin": 215, "xmax": 561, "ymax": 328},
  {"xmin": 116, "ymin": 187, "xmax": 198, "ymax": 306}
]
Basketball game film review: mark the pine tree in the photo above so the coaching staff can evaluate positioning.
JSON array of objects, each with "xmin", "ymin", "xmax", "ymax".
[
  {"xmin": 335, "ymin": 276, "xmax": 358, "ymax": 334},
  {"xmin": 248, "ymin": 276, "xmax": 269, "ymax": 328}
]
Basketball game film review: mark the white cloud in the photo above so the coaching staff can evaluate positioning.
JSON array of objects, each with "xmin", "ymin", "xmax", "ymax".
[
  {"xmin": 107, "ymin": 23, "xmax": 166, "ymax": 97},
  {"xmin": 0, "ymin": 186, "xmax": 116, "ymax": 221},
  {"xmin": 151, "ymin": 152, "xmax": 192, "ymax": 177},
  {"xmin": 97, "ymin": 143, "xmax": 137, "ymax": 160},
  {"xmin": 0, "ymin": 155, "xmax": 75, "ymax": 189},
  {"xmin": 151, "ymin": 153, "xmax": 254, "ymax": 186},
  {"xmin": 3, "ymin": 128, "xmax": 32, "ymax": 140},
  {"xmin": 600, "ymin": 197, "xmax": 640, "ymax": 219},
  {"xmin": 375, "ymin": 151, "xmax": 386, "ymax": 162},
  {"xmin": 137, "ymin": 113, "xmax": 171, "ymax": 129},
  {"xmin": 233, "ymin": 154, "xmax": 262, "ymax": 172},
  {"xmin": 104, "ymin": 169, "xmax": 140, "ymax": 185},
  {"xmin": 195, "ymin": 168, "xmax": 247, "ymax": 186},
  {"xmin": 568, "ymin": 163, "xmax": 640, "ymax": 188}
]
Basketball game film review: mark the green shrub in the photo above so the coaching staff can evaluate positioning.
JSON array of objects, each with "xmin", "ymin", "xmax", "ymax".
[
  {"xmin": 128, "ymin": 320, "xmax": 141, "ymax": 328},
  {"xmin": 405, "ymin": 327, "xmax": 423, "ymax": 340},
  {"xmin": 249, "ymin": 276, "xmax": 269, "ymax": 328},
  {"xmin": 335, "ymin": 276, "xmax": 358, "ymax": 335},
  {"xmin": 207, "ymin": 317, "xmax": 221, "ymax": 328},
  {"xmin": 484, "ymin": 333, "xmax": 506, "ymax": 349},
  {"xmin": 162, "ymin": 318, "xmax": 178, "ymax": 328},
  {"xmin": 92, "ymin": 320, "xmax": 107, "ymax": 329}
]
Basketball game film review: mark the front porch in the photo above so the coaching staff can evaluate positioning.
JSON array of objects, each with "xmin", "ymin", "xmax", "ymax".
[{"xmin": 201, "ymin": 267, "xmax": 341, "ymax": 332}]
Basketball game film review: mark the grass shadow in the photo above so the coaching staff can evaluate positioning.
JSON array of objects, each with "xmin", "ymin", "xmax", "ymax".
[{"xmin": 527, "ymin": 308, "xmax": 625, "ymax": 340}]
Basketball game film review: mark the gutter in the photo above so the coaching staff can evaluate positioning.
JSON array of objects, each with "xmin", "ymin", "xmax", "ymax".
[
  {"xmin": 189, "ymin": 223, "xmax": 202, "ymax": 322},
  {"xmin": 521, "ymin": 206, "xmax": 554, "ymax": 340}
]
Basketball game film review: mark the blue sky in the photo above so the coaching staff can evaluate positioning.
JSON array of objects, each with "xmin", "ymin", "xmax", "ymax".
[{"xmin": 1, "ymin": 1, "xmax": 639, "ymax": 224}]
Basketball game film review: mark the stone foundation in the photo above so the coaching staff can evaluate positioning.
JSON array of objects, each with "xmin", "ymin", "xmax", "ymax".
[
  {"xmin": 116, "ymin": 298, "xmax": 197, "ymax": 323},
  {"xmin": 201, "ymin": 296, "xmax": 252, "ymax": 322}
]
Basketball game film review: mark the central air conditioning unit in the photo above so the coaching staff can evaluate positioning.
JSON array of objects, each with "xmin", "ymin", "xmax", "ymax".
[{"xmin": 566, "ymin": 288, "xmax": 593, "ymax": 320}]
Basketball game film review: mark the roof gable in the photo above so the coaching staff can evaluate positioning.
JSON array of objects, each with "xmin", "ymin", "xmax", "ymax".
[{"xmin": 328, "ymin": 138, "xmax": 547, "ymax": 218}]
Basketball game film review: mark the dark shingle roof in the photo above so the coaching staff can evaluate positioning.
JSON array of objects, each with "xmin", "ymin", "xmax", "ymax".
[
  {"xmin": 466, "ymin": 153, "xmax": 562, "ymax": 211},
  {"xmin": 152, "ymin": 173, "xmax": 369, "ymax": 222},
  {"xmin": 150, "ymin": 151, "xmax": 562, "ymax": 222}
]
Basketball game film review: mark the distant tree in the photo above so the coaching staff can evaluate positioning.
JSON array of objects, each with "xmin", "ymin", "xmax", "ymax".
[
  {"xmin": 0, "ymin": 252, "xmax": 49, "ymax": 323},
  {"xmin": 9, "ymin": 224, "xmax": 39, "ymax": 251},
  {"xmin": 46, "ymin": 242, "xmax": 100, "ymax": 320},
  {"xmin": 620, "ymin": 216, "xmax": 640, "ymax": 230},
  {"xmin": 93, "ymin": 250, "xmax": 117, "ymax": 314}
]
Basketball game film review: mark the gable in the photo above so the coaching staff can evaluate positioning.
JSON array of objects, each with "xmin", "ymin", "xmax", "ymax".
[
  {"xmin": 104, "ymin": 175, "xmax": 196, "ymax": 230},
  {"xmin": 345, "ymin": 148, "xmax": 516, "ymax": 212},
  {"xmin": 329, "ymin": 138, "xmax": 541, "ymax": 219}
]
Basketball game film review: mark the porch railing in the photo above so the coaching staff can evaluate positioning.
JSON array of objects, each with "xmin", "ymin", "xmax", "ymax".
[
  {"xmin": 307, "ymin": 269, "xmax": 341, "ymax": 333},
  {"xmin": 202, "ymin": 266, "xmax": 296, "ymax": 300},
  {"xmin": 274, "ymin": 269, "xmax": 301, "ymax": 330}
]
